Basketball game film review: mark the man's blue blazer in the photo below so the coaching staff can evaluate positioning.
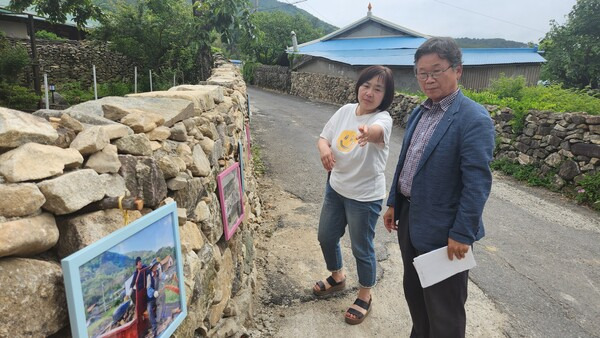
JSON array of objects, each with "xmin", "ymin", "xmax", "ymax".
[{"xmin": 386, "ymin": 91, "xmax": 495, "ymax": 253}]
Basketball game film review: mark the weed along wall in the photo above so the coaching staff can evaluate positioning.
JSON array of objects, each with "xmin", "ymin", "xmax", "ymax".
[{"xmin": 0, "ymin": 59, "xmax": 263, "ymax": 337}]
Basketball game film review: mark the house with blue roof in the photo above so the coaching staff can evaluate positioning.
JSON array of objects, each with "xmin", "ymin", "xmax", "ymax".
[{"xmin": 287, "ymin": 5, "xmax": 546, "ymax": 91}]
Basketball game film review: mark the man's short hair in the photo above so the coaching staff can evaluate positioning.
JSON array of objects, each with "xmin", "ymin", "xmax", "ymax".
[
  {"xmin": 414, "ymin": 37, "xmax": 463, "ymax": 68},
  {"xmin": 135, "ymin": 257, "xmax": 142, "ymax": 264}
]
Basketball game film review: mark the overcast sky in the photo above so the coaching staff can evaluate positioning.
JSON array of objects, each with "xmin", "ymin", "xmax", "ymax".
[{"xmin": 293, "ymin": 0, "xmax": 577, "ymax": 43}]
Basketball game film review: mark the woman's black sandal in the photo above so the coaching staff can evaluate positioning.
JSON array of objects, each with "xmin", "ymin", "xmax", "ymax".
[
  {"xmin": 313, "ymin": 276, "xmax": 346, "ymax": 297},
  {"xmin": 345, "ymin": 296, "xmax": 372, "ymax": 325}
]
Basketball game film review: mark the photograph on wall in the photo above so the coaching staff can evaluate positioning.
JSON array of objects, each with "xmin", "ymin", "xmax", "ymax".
[
  {"xmin": 217, "ymin": 162, "xmax": 245, "ymax": 240},
  {"xmin": 62, "ymin": 203, "xmax": 187, "ymax": 338}
]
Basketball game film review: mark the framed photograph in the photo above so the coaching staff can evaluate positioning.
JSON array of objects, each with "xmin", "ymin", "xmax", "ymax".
[
  {"xmin": 217, "ymin": 162, "xmax": 245, "ymax": 240},
  {"xmin": 238, "ymin": 139, "xmax": 245, "ymax": 192},
  {"xmin": 61, "ymin": 202, "xmax": 187, "ymax": 338},
  {"xmin": 245, "ymin": 122, "xmax": 251, "ymax": 162}
]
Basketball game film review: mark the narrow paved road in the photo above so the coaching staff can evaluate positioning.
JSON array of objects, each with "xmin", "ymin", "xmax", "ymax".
[{"xmin": 248, "ymin": 86, "xmax": 600, "ymax": 337}]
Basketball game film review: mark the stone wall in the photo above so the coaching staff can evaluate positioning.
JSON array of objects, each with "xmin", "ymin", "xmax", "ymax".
[
  {"xmin": 0, "ymin": 58, "xmax": 262, "ymax": 337},
  {"xmin": 9, "ymin": 37, "xmax": 134, "ymax": 88},
  {"xmin": 253, "ymin": 65, "xmax": 291, "ymax": 93},
  {"xmin": 290, "ymin": 71, "xmax": 356, "ymax": 106}
]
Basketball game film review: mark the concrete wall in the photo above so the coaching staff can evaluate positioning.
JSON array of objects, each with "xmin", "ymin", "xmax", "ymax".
[
  {"xmin": 0, "ymin": 58, "xmax": 262, "ymax": 337},
  {"xmin": 0, "ymin": 20, "xmax": 28, "ymax": 39}
]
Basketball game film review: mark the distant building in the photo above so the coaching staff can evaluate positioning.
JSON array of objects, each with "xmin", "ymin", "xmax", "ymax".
[{"xmin": 287, "ymin": 5, "xmax": 545, "ymax": 91}]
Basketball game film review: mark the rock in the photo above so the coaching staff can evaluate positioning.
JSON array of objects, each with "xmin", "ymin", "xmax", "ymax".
[
  {"xmin": 64, "ymin": 96, "xmax": 195, "ymax": 127},
  {"xmin": 0, "ymin": 143, "xmax": 83, "ymax": 183},
  {"xmin": 168, "ymin": 85, "xmax": 225, "ymax": 103},
  {"xmin": 114, "ymin": 133, "xmax": 153, "ymax": 156},
  {"xmin": 32, "ymin": 108, "xmax": 62, "ymax": 119},
  {"xmin": 544, "ymin": 152, "xmax": 562, "ymax": 168},
  {"xmin": 0, "ymin": 258, "xmax": 67, "ymax": 337},
  {"xmin": 101, "ymin": 104, "xmax": 131, "ymax": 121},
  {"xmin": 208, "ymin": 249, "xmax": 234, "ymax": 326},
  {"xmin": 0, "ymin": 107, "xmax": 58, "ymax": 148},
  {"xmin": 53, "ymin": 126, "xmax": 77, "ymax": 148},
  {"xmin": 172, "ymin": 177, "xmax": 207, "ymax": 218},
  {"xmin": 38, "ymin": 169, "xmax": 106, "ymax": 215},
  {"xmin": 169, "ymin": 122, "xmax": 188, "ymax": 142},
  {"xmin": 55, "ymin": 209, "xmax": 143, "ymax": 258},
  {"xmin": 0, "ymin": 183, "xmax": 46, "ymax": 217},
  {"xmin": 120, "ymin": 110, "xmax": 165, "ymax": 133},
  {"xmin": 157, "ymin": 156, "xmax": 181, "ymax": 179},
  {"xmin": 85, "ymin": 144, "xmax": 121, "ymax": 173},
  {"xmin": 118, "ymin": 155, "xmax": 167, "ymax": 208},
  {"xmin": 0, "ymin": 213, "xmax": 58, "ymax": 257},
  {"xmin": 571, "ymin": 143, "xmax": 600, "ymax": 159},
  {"xmin": 70, "ymin": 125, "xmax": 110, "ymax": 155},
  {"xmin": 100, "ymin": 124, "xmax": 134, "ymax": 140},
  {"xmin": 59, "ymin": 113, "xmax": 84, "ymax": 132},
  {"xmin": 517, "ymin": 153, "xmax": 535, "ymax": 165},
  {"xmin": 586, "ymin": 116, "xmax": 600, "ymax": 125},
  {"xmin": 193, "ymin": 201, "xmax": 211, "ymax": 223},
  {"xmin": 558, "ymin": 160, "xmax": 580, "ymax": 181},
  {"xmin": 100, "ymin": 173, "xmax": 128, "ymax": 198},
  {"xmin": 189, "ymin": 145, "xmax": 211, "ymax": 177},
  {"xmin": 127, "ymin": 90, "xmax": 215, "ymax": 114},
  {"xmin": 167, "ymin": 172, "xmax": 190, "ymax": 191},
  {"xmin": 150, "ymin": 141, "xmax": 161, "ymax": 151},
  {"xmin": 199, "ymin": 137, "xmax": 215, "ymax": 156},
  {"xmin": 181, "ymin": 221, "xmax": 205, "ymax": 252},
  {"xmin": 147, "ymin": 126, "xmax": 171, "ymax": 141}
]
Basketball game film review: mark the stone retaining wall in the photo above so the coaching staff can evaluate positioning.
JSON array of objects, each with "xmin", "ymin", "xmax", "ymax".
[
  {"xmin": 9, "ymin": 37, "xmax": 134, "ymax": 88},
  {"xmin": 253, "ymin": 65, "xmax": 291, "ymax": 93},
  {"xmin": 0, "ymin": 58, "xmax": 261, "ymax": 337}
]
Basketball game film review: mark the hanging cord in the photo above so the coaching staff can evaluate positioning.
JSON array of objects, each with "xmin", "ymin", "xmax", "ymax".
[{"xmin": 118, "ymin": 195, "xmax": 130, "ymax": 225}]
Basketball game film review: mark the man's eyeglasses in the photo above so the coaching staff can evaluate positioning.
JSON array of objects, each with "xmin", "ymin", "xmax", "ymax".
[{"xmin": 415, "ymin": 65, "xmax": 453, "ymax": 80}]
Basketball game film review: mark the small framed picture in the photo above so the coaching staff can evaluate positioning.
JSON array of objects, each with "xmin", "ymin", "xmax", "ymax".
[
  {"xmin": 217, "ymin": 162, "xmax": 245, "ymax": 240},
  {"xmin": 238, "ymin": 139, "xmax": 245, "ymax": 192},
  {"xmin": 61, "ymin": 202, "xmax": 187, "ymax": 338},
  {"xmin": 245, "ymin": 122, "xmax": 251, "ymax": 162}
]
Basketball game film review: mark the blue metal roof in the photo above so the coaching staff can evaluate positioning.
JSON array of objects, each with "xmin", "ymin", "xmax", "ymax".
[{"xmin": 293, "ymin": 39, "xmax": 545, "ymax": 66}]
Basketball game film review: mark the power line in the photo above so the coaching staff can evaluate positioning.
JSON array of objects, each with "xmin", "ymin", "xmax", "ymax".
[{"xmin": 432, "ymin": 0, "xmax": 546, "ymax": 34}]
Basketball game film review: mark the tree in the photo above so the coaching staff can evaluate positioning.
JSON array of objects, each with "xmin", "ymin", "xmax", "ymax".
[
  {"xmin": 8, "ymin": 0, "xmax": 102, "ymax": 29},
  {"xmin": 240, "ymin": 11, "xmax": 325, "ymax": 65},
  {"xmin": 541, "ymin": 0, "xmax": 600, "ymax": 89}
]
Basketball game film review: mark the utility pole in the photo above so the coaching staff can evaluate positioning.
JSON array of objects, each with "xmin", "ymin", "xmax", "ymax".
[{"xmin": 27, "ymin": 15, "xmax": 41, "ymax": 95}]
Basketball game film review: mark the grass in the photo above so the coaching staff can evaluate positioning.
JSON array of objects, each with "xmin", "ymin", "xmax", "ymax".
[{"xmin": 251, "ymin": 144, "xmax": 266, "ymax": 176}]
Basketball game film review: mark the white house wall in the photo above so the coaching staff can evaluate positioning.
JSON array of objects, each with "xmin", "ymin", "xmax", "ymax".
[{"xmin": 0, "ymin": 20, "xmax": 28, "ymax": 38}]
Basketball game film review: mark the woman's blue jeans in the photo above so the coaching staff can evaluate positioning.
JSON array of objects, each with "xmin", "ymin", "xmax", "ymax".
[{"xmin": 318, "ymin": 181, "xmax": 382, "ymax": 288}]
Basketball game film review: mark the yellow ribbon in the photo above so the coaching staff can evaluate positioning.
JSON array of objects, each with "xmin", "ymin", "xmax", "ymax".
[{"xmin": 118, "ymin": 195, "xmax": 129, "ymax": 225}]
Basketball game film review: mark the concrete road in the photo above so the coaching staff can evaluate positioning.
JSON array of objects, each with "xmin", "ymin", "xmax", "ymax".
[{"xmin": 247, "ymin": 86, "xmax": 600, "ymax": 337}]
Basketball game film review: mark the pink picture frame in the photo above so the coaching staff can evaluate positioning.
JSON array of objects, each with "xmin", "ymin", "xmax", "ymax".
[{"xmin": 216, "ymin": 162, "xmax": 245, "ymax": 240}]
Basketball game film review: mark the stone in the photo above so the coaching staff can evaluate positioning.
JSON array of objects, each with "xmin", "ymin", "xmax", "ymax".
[
  {"xmin": 101, "ymin": 104, "xmax": 131, "ymax": 121},
  {"xmin": 208, "ymin": 249, "xmax": 234, "ymax": 326},
  {"xmin": 199, "ymin": 122, "xmax": 219, "ymax": 140},
  {"xmin": 59, "ymin": 113, "xmax": 84, "ymax": 132},
  {"xmin": 38, "ymin": 169, "xmax": 106, "ymax": 215},
  {"xmin": 544, "ymin": 152, "xmax": 562, "ymax": 167},
  {"xmin": 169, "ymin": 122, "xmax": 188, "ymax": 142},
  {"xmin": 157, "ymin": 156, "xmax": 181, "ymax": 179},
  {"xmin": 147, "ymin": 126, "xmax": 171, "ymax": 141},
  {"xmin": 127, "ymin": 90, "xmax": 216, "ymax": 113},
  {"xmin": 589, "ymin": 125, "xmax": 600, "ymax": 134},
  {"xmin": 167, "ymin": 173, "xmax": 190, "ymax": 191},
  {"xmin": 517, "ymin": 153, "xmax": 535, "ymax": 165},
  {"xmin": 32, "ymin": 108, "xmax": 62, "ymax": 119},
  {"xmin": 55, "ymin": 209, "xmax": 143, "ymax": 258},
  {"xmin": 0, "ymin": 143, "xmax": 83, "ymax": 183},
  {"xmin": 0, "ymin": 213, "xmax": 58, "ymax": 257},
  {"xmin": 181, "ymin": 221, "xmax": 205, "ymax": 252},
  {"xmin": 114, "ymin": 133, "xmax": 153, "ymax": 156},
  {"xmin": 120, "ymin": 110, "xmax": 165, "ymax": 133},
  {"xmin": 118, "ymin": 155, "xmax": 167, "ymax": 208},
  {"xmin": 198, "ymin": 137, "xmax": 215, "ymax": 156},
  {"xmin": 53, "ymin": 126, "xmax": 78, "ymax": 149},
  {"xmin": 0, "ymin": 258, "xmax": 67, "ymax": 337},
  {"xmin": 85, "ymin": 144, "xmax": 121, "ymax": 173},
  {"xmin": 571, "ymin": 143, "xmax": 600, "ymax": 159},
  {"xmin": 172, "ymin": 177, "xmax": 207, "ymax": 218},
  {"xmin": 193, "ymin": 201, "xmax": 211, "ymax": 223},
  {"xmin": 150, "ymin": 141, "xmax": 161, "ymax": 151},
  {"xmin": 0, "ymin": 183, "xmax": 46, "ymax": 217},
  {"xmin": 70, "ymin": 125, "xmax": 110, "ymax": 155},
  {"xmin": 64, "ymin": 96, "xmax": 195, "ymax": 127},
  {"xmin": 558, "ymin": 160, "xmax": 580, "ymax": 181},
  {"xmin": 0, "ymin": 107, "xmax": 58, "ymax": 148},
  {"xmin": 168, "ymin": 84, "xmax": 225, "ymax": 103},
  {"xmin": 552, "ymin": 174, "xmax": 566, "ymax": 189},
  {"xmin": 100, "ymin": 124, "xmax": 134, "ymax": 140},
  {"xmin": 177, "ymin": 208, "xmax": 187, "ymax": 226},
  {"xmin": 100, "ymin": 173, "xmax": 128, "ymax": 198},
  {"xmin": 586, "ymin": 116, "xmax": 600, "ymax": 124},
  {"xmin": 189, "ymin": 144, "xmax": 212, "ymax": 177}
]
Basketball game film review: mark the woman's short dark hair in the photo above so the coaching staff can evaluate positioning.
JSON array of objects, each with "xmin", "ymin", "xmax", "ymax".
[
  {"xmin": 355, "ymin": 65, "xmax": 395, "ymax": 111},
  {"xmin": 414, "ymin": 37, "xmax": 462, "ymax": 68}
]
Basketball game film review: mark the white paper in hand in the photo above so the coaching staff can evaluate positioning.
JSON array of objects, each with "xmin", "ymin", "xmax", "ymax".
[{"xmin": 412, "ymin": 246, "xmax": 476, "ymax": 288}]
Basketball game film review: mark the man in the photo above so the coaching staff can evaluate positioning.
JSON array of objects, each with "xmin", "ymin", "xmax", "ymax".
[
  {"xmin": 129, "ymin": 257, "xmax": 148, "ymax": 337},
  {"xmin": 383, "ymin": 37, "xmax": 495, "ymax": 338},
  {"xmin": 146, "ymin": 258, "xmax": 161, "ymax": 337}
]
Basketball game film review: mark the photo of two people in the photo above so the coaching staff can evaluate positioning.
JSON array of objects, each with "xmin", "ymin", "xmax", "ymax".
[{"xmin": 79, "ymin": 214, "xmax": 182, "ymax": 338}]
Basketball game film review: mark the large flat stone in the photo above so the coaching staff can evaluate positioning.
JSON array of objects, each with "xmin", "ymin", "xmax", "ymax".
[
  {"xmin": 168, "ymin": 85, "xmax": 225, "ymax": 103},
  {"xmin": 63, "ymin": 96, "xmax": 195, "ymax": 127},
  {"xmin": 0, "ymin": 107, "xmax": 58, "ymax": 148},
  {"xmin": 0, "ymin": 213, "xmax": 59, "ymax": 257},
  {"xmin": 571, "ymin": 143, "xmax": 600, "ymax": 159},
  {"xmin": 0, "ymin": 183, "xmax": 46, "ymax": 217},
  {"xmin": 37, "ymin": 169, "xmax": 106, "ymax": 215},
  {"xmin": 127, "ymin": 90, "xmax": 215, "ymax": 113}
]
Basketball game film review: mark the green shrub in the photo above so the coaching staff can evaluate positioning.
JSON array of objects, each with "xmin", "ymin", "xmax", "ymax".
[
  {"xmin": 575, "ymin": 172, "xmax": 600, "ymax": 210},
  {"xmin": 97, "ymin": 81, "xmax": 132, "ymax": 97},
  {"xmin": 490, "ymin": 74, "xmax": 526, "ymax": 100},
  {"xmin": 0, "ymin": 44, "xmax": 30, "ymax": 83},
  {"xmin": 0, "ymin": 83, "xmax": 40, "ymax": 111},
  {"xmin": 59, "ymin": 82, "xmax": 95, "ymax": 105},
  {"xmin": 490, "ymin": 158, "xmax": 554, "ymax": 189},
  {"xmin": 35, "ymin": 30, "xmax": 66, "ymax": 41},
  {"xmin": 242, "ymin": 61, "xmax": 258, "ymax": 84}
]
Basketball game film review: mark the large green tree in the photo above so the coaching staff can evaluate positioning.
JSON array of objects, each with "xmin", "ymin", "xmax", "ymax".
[
  {"xmin": 541, "ymin": 0, "xmax": 600, "ymax": 89},
  {"xmin": 240, "ymin": 10, "xmax": 324, "ymax": 65},
  {"xmin": 8, "ymin": 0, "xmax": 102, "ymax": 29}
]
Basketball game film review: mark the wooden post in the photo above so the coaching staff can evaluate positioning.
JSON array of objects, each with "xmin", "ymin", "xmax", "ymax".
[{"xmin": 27, "ymin": 14, "xmax": 41, "ymax": 95}]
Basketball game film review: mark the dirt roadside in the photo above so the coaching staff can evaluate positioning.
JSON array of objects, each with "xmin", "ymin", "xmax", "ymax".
[{"xmin": 246, "ymin": 177, "xmax": 509, "ymax": 338}]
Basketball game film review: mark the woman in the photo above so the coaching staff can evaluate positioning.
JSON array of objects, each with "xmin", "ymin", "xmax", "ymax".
[{"xmin": 313, "ymin": 65, "xmax": 394, "ymax": 325}]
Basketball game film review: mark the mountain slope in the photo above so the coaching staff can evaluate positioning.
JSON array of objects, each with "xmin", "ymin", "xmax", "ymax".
[{"xmin": 254, "ymin": 0, "xmax": 337, "ymax": 34}]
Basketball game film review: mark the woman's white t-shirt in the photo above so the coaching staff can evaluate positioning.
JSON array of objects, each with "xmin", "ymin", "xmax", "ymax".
[{"xmin": 320, "ymin": 103, "xmax": 393, "ymax": 202}]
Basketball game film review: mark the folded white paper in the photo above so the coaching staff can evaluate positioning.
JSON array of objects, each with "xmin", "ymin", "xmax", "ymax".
[{"xmin": 412, "ymin": 246, "xmax": 476, "ymax": 288}]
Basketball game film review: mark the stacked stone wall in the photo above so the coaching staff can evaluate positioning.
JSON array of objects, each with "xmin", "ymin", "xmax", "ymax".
[
  {"xmin": 8, "ymin": 37, "xmax": 134, "ymax": 88},
  {"xmin": 253, "ymin": 65, "xmax": 291, "ymax": 93},
  {"xmin": 0, "ymin": 58, "xmax": 261, "ymax": 337}
]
